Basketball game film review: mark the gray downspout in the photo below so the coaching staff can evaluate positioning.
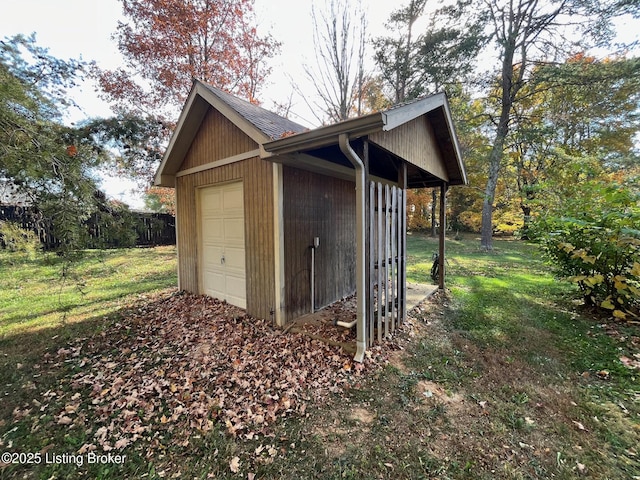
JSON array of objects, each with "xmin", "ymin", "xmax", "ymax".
[{"xmin": 338, "ymin": 134, "xmax": 367, "ymax": 363}]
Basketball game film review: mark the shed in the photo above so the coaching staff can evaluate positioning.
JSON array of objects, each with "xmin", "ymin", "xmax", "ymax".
[{"xmin": 155, "ymin": 80, "xmax": 466, "ymax": 362}]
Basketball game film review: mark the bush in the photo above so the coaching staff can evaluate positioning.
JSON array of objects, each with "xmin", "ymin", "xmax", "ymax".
[
  {"xmin": 532, "ymin": 182, "xmax": 639, "ymax": 320},
  {"xmin": 85, "ymin": 201, "xmax": 138, "ymax": 249},
  {"xmin": 0, "ymin": 220, "xmax": 42, "ymax": 259}
]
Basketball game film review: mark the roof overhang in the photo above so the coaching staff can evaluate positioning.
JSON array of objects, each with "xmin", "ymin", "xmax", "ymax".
[{"xmin": 263, "ymin": 92, "xmax": 467, "ymax": 187}]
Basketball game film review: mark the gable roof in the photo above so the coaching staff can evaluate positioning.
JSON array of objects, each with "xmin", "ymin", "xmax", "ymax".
[
  {"xmin": 155, "ymin": 81, "xmax": 466, "ymax": 188},
  {"xmin": 154, "ymin": 80, "xmax": 308, "ymax": 186},
  {"xmin": 263, "ymin": 92, "xmax": 467, "ymax": 186}
]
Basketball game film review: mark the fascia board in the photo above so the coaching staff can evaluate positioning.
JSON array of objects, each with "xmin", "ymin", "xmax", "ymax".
[
  {"xmin": 441, "ymin": 96, "xmax": 468, "ymax": 185},
  {"xmin": 382, "ymin": 93, "xmax": 447, "ymax": 131},
  {"xmin": 263, "ymin": 113, "xmax": 385, "ymax": 155}
]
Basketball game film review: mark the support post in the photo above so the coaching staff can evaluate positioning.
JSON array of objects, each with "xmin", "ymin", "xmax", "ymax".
[
  {"xmin": 438, "ymin": 182, "xmax": 448, "ymax": 290},
  {"xmin": 398, "ymin": 163, "xmax": 407, "ymax": 324}
]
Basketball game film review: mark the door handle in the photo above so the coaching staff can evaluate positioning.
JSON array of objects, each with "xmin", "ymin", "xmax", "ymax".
[{"xmin": 221, "ymin": 255, "xmax": 225, "ymax": 265}]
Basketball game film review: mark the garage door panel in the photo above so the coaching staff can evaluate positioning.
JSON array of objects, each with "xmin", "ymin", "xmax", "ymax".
[
  {"xmin": 199, "ymin": 182, "xmax": 246, "ymax": 309},
  {"xmin": 202, "ymin": 270, "xmax": 225, "ymax": 296},
  {"xmin": 225, "ymin": 274, "xmax": 247, "ymax": 308},
  {"xmin": 202, "ymin": 244, "xmax": 224, "ymax": 264},
  {"xmin": 201, "ymin": 189, "xmax": 223, "ymax": 212},
  {"xmin": 224, "ymin": 246, "xmax": 245, "ymax": 271},
  {"xmin": 202, "ymin": 218, "xmax": 224, "ymax": 242},
  {"xmin": 222, "ymin": 186, "xmax": 243, "ymax": 210},
  {"xmin": 224, "ymin": 218, "xmax": 245, "ymax": 242}
]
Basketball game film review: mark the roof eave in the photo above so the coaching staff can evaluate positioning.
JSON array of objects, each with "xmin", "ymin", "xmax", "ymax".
[
  {"xmin": 382, "ymin": 92, "xmax": 447, "ymax": 131},
  {"xmin": 263, "ymin": 112, "xmax": 386, "ymax": 156},
  {"xmin": 441, "ymin": 96, "xmax": 468, "ymax": 186}
]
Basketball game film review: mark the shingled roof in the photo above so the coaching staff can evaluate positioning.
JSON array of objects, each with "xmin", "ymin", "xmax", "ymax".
[
  {"xmin": 154, "ymin": 80, "xmax": 309, "ymax": 186},
  {"xmin": 201, "ymin": 84, "xmax": 308, "ymax": 140}
]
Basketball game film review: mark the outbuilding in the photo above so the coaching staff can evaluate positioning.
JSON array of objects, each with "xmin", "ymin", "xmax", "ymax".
[{"xmin": 155, "ymin": 80, "xmax": 466, "ymax": 361}]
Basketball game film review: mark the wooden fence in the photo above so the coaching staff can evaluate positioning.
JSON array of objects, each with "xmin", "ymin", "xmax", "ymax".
[
  {"xmin": 366, "ymin": 182, "xmax": 406, "ymax": 347},
  {"xmin": 0, "ymin": 205, "xmax": 176, "ymax": 249}
]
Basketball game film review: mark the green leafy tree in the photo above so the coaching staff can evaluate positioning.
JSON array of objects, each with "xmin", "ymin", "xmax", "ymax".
[
  {"xmin": 508, "ymin": 54, "xmax": 640, "ymax": 235},
  {"xmin": 373, "ymin": 0, "xmax": 428, "ymax": 103},
  {"xmin": 437, "ymin": 0, "xmax": 637, "ymax": 250},
  {"xmin": 0, "ymin": 34, "xmax": 105, "ymax": 256}
]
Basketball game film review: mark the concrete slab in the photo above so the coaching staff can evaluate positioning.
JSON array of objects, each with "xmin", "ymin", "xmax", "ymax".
[{"xmin": 406, "ymin": 282, "xmax": 439, "ymax": 310}]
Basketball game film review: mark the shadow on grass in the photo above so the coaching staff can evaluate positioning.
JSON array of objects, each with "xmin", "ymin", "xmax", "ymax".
[{"xmin": 1, "ymin": 270, "xmax": 176, "ymax": 328}]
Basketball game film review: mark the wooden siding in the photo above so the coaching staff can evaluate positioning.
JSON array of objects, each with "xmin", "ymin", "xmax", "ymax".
[
  {"xmin": 282, "ymin": 166, "xmax": 356, "ymax": 321},
  {"xmin": 368, "ymin": 116, "xmax": 449, "ymax": 181},
  {"xmin": 176, "ymin": 158, "xmax": 275, "ymax": 320},
  {"xmin": 181, "ymin": 107, "xmax": 258, "ymax": 171}
]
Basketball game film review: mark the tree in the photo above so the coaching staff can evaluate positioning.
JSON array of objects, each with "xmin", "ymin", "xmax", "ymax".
[
  {"xmin": 0, "ymin": 35, "xmax": 104, "ymax": 255},
  {"xmin": 301, "ymin": 0, "xmax": 369, "ymax": 123},
  {"xmin": 438, "ymin": 0, "xmax": 635, "ymax": 250},
  {"xmin": 508, "ymin": 54, "xmax": 640, "ymax": 235},
  {"xmin": 373, "ymin": 0, "xmax": 427, "ymax": 103},
  {"xmin": 143, "ymin": 186, "xmax": 176, "ymax": 215},
  {"xmin": 96, "ymin": 0, "xmax": 280, "ymax": 118}
]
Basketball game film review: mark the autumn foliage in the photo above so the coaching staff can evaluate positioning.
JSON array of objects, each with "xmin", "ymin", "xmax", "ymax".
[{"xmin": 96, "ymin": 0, "xmax": 279, "ymax": 115}]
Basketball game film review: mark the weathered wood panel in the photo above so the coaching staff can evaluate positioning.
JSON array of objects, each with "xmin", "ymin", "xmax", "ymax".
[
  {"xmin": 369, "ymin": 116, "xmax": 449, "ymax": 181},
  {"xmin": 176, "ymin": 157, "xmax": 275, "ymax": 321},
  {"xmin": 181, "ymin": 107, "xmax": 257, "ymax": 171},
  {"xmin": 282, "ymin": 166, "xmax": 356, "ymax": 321}
]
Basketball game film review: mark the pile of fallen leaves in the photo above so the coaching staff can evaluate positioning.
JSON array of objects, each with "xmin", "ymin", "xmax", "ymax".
[{"xmin": 29, "ymin": 291, "xmax": 387, "ymax": 455}]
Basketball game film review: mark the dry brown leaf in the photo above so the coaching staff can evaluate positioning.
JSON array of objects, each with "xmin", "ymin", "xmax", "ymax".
[
  {"xmin": 57, "ymin": 416, "xmax": 73, "ymax": 425},
  {"xmin": 229, "ymin": 456, "xmax": 241, "ymax": 473},
  {"xmin": 572, "ymin": 420, "xmax": 588, "ymax": 431}
]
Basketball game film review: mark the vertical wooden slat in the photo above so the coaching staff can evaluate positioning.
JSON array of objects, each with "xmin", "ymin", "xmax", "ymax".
[
  {"xmin": 368, "ymin": 181, "xmax": 375, "ymax": 347},
  {"xmin": 390, "ymin": 185, "xmax": 397, "ymax": 333},
  {"xmin": 384, "ymin": 184, "xmax": 390, "ymax": 338},
  {"xmin": 377, "ymin": 182, "xmax": 383, "ymax": 343},
  {"xmin": 282, "ymin": 167, "xmax": 356, "ymax": 320},
  {"xmin": 439, "ymin": 183, "xmax": 447, "ymax": 290},
  {"xmin": 400, "ymin": 183, "xmax": 407, "ymax": 324}
]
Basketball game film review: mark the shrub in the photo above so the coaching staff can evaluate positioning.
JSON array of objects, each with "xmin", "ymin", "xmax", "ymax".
[
  {"xmin": 532, "ymin": 182, "xmax": 639, "ymax": 320},
  {"xmin": 0, "ymin": 220, "xmax": 42, "ymax": 259}
]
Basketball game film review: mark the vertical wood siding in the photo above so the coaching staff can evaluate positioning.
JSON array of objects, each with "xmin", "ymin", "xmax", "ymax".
[
  {"xmin": 181, "ymin": 107, "xmax": 257, "ymax": 171},
  {"xmin": 369, "ymin": 116, "xmax": 449, "ymax": 181},
  {"xmin": 282, "ymin": 166, "xmax": 356, "ymax": 321},
  {"xmin": 175, "ymin": 110, "xmax": 275, "ymax": 320}
]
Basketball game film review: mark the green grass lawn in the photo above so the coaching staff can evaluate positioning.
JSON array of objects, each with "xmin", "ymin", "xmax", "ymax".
[
  {"xmin": 0, "ymin": 238, "xmax": 638, "ymax": 479},
  {"xmin": 0, "ymin": 246, "xmax": 177, "ymax": 338}
]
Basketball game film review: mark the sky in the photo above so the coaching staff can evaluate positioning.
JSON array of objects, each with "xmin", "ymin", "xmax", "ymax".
[
  {"xmin": 2, "ymin": 1, "xmax": 638, "ymax": 207},
  {"xmin": 0, "ymin": 0, "xmax": 398, "ymax": 208}
]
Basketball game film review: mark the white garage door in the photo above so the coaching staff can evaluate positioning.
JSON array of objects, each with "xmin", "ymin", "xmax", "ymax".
[{"xmin": 199, "ymin": 182, "xmax": 246, "ymax": 309}]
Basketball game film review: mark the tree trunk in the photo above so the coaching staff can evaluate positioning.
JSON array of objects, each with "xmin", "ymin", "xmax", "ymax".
[
  {"xmin": 480, "ymin": 111, "xmax": 510, "ymax": 250},
  {"xmin": 520, "ymin": 203, "xmax": 532, "ymax": 240},
  {"xmin": 480, "ymin": 23, "xmax": 517, "ymax": 251}
]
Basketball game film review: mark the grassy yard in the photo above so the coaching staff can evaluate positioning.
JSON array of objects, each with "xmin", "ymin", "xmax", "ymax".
[
  {"xmin": 0, "ymin": 246, "xmax": 177, "ymax": 346},
  {"xmin": 0, "ymin": 238, "xmax": 638, "ymax": 479}
]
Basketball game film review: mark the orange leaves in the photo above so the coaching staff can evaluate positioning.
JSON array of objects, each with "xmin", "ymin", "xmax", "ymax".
[
  {"xmin": 99, "ymin": 0, "xmax": 280, "ymax": 113},
  {"xmin": 66, "ymin": 145, "xmax": 77, "ymax": 157}
]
